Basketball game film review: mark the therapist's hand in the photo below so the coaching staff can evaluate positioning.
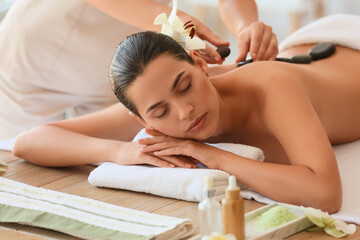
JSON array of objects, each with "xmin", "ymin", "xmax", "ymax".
[
  {"xmin": 180, "ymin": 15, "xmax": 230, "ymax": 64},
  {"xmin": 236, "ymin": 21, "xmax": 278, "ymax": 62}
]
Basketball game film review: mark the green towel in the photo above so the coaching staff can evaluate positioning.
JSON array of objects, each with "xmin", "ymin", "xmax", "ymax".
[{"xmin": 0, "ymin": 177, "xmax": 194, "ymax": 240}]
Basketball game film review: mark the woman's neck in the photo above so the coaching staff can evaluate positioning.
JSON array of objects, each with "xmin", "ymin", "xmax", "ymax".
[{"xmin": 207, "ymin": 75, "xmax": 253, "ymax": 142}]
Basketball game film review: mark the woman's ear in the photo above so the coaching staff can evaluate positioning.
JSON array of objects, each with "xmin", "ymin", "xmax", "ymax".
[
  {"xmin": 129, "ymin": 111, "xmax": 147, "ymax": 127},
  {"xmin": 189, "ymin": 50, "xmax": 209, "ymax": 77}
]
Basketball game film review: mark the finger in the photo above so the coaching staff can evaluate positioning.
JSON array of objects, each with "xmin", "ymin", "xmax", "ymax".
[
  {"xmin": 249, "ymin": 22, "xmax": 265, "ymax": 60},
  {"xmin": 189, "ymin": 156, "xmax": 200, "ymax": 164},
  {"xmin": 160, "ymin": 155, "xmax": 196, "ymax": 168},
  {"xmin": 269, "ymin": 50, "xmax": 278, "ymax": 61},
  {"xmin": 262, "ymin": 35, "xmax": 278, "ymax": 60},
  {"xmin": 255, "ymin": 26, "xmax": 273, "ymax": 60},
  {"xmin": 138, "ymin": 136, "xmax": 171, "ymax": 146},
  {"xmin": 142, "ymin": 154, "xmax": 176, "ymax": 168},
  {"xmin": 236, "ymin": 31, "xmax": 251, "ymax": 62},
  {"xmin": 176, "ymin": 155, "xmax": 199, "ymax": 167},
  {"xmin": 197, "ymin": 44, "xmax": 222, "ymax": 64},
  {"xmin": 140, "ymin": 140, "xmax": 180, "ymax": 152},
  {"xmin": 154, "ymin": 147, "xmax": 187, "ymax": 158}
]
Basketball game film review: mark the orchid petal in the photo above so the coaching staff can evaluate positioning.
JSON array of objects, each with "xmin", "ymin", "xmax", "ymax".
[
  {"xmin": 305, "ymin": 208, "xmax": 326, "ymax": 227},
  {"xmin": 334, "ymin": 219, "xmax": 356, "ymax": 235},
  {"xmin": 153, "ymin": 0, "xmax": 206, "ymax": 52},
  {"xmin": 168, "ymin": 0, "xmax": 177, "ymax": 25},
  {"xmin": 172, "ymin": 16, "xmax": 184, "ymax": 32},
  {"xmin": 201, "ymin": 232, "xmax": 237, "ymax": 240},
  {"xmin": 324, "ymin": 226, "xmax": 347, "ymax": 238},
  {"xmin": 201, "ymin": 236, "xmax": 211, "ymax": 240},
  {"xmin": 304, "ymin": 207, "xmax": 356, "ymax": 238},
  {"xmin": 185, "ymin": 36, "xmax": 206, "ymax": 50},
  {"xmin": 154, "ymin": 13, "xmax": 170, "ymax": 26}
]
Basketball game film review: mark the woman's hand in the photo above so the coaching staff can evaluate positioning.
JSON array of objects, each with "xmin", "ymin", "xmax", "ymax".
[
  {"xmin": 138, "ymin": 135, "xmax": 224, "ymax": 169},
  {"xmin": 236, "ymin": 21, "xmax": 278, "ymax": 62},
  {"xmin": 179, "ymin": 14, "xmax": 230, "ymax": 64},
  {"xmin": 113, "ymin": 141, "xmax": 198, "ymax": 168}
]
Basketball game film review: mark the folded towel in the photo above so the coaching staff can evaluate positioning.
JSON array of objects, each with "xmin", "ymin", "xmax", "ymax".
[
  {"xmin": 88, "ymin": 129, "xmax": 265, "ymax": 202},
  {"xmin": 0, "ymin": 177, "xmax": 194, "ymax": 240},
  {"xmin": 279, "ymin": 14, "xmax": 360, "ymax": 51}
]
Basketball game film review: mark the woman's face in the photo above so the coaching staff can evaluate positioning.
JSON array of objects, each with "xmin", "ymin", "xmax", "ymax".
[{"xmin": 127, "ymin": 53, "xmax": 220, "ymax": 140}]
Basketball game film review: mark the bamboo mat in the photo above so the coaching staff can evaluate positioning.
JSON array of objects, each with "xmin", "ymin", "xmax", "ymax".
[{"xmin": 0, "ymin": 151, "xmax": 358, "ymax": 240}]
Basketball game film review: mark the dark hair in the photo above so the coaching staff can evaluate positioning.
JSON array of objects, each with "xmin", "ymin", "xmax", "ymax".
[{"xmin": 109, "ymin": 31, "xmax": 194, "ymax": 117}]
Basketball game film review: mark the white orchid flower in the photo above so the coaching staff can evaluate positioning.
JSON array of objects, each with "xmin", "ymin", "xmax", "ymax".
[
  {"xmin": 305, "ymin": 207, "xmax": 356, "ymax": 238},
  {"xmin": 201, "ymin": 232, "xmax": 236, "ymax": 240},
  {"xmin": 153, "ymin": 0, "xmax": 206, "ymax": 53}
]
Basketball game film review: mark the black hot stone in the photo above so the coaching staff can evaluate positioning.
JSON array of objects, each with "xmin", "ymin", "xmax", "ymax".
[
  {"xmin": 291, "ymin": 54, "xmax": 312, "ymax": 64},
  {"xmin": 236, "ymin": 59, "xmax": 253, "ymax": 68},
  {"xmin": 309, "ymin": 42, "xmax": 336, "ymax": 61},
  {"xmin": 216, "ymin": 45, "xmax": 231, "ymax": 59}
]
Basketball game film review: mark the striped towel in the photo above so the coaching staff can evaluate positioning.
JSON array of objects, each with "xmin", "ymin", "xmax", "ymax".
[{"xmin": 0, "ymin": 177, "xmax": 194, "ymax": 240}]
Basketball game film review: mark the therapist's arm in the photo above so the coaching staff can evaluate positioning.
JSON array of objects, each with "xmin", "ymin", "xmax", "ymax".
[
  {"xmin": 85, "ymin": 0, "xmax": 172, "ymax": 31},
  {"xmin": 84, "ymin": 0, "xmax": 228, "ymax": 64},
  {"xmin": 218, "ymin": 0, "xmax": 278, "ymax": 61}
]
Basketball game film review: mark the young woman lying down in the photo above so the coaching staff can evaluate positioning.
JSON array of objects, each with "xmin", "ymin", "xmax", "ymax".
[{"xmin": 14, "ymin": 24, "xmax": 360, "ymax": 214}]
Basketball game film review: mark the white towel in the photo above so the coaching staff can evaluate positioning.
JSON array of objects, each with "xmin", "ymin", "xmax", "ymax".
[
  {"xmin": 279, "ymin": 14, "xmax": 360, "ymax": 51},
  {"xmin": 88, "ymin": 129, "xmax": 265, "ymax": 202}
]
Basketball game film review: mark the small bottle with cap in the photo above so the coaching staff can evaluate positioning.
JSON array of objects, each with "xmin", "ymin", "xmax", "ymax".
[
  {"xmin": 198, "ymin": 175, "xmax": 222, "ymax": 236},
  {"xmin": 222, "ymin": 175, "xmax": 245, "ymax": 240}
]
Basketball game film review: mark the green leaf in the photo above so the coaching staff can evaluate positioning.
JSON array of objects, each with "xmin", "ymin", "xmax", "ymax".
[
  {"xmin": 305, "ymin": 226, "xmax": 323, "ymax": 232},
  {"xmin": 305, "ymin": 213, "xmax": 325, "ymax": 227}
]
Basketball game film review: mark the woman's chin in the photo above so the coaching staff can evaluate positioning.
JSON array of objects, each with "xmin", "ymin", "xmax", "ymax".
[{"xmin": 189, "ymin": 127, "xmax": 216, "ymax": 141}]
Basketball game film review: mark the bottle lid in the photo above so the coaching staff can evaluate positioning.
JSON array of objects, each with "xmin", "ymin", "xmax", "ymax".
[
  {"xmin": 203, "ymin": 175, "xmax": 215, "ymax": 198},
  {"xmin": 204, "ymin": 175, "xmax": 213, "ymax": 190},
  {"xmin": 228, "ymin": 175, "xmax": 240, "ymax": 191}
]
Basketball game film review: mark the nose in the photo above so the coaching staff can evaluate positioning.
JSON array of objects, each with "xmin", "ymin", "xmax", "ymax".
[{"xmin": 176, "ymin": 101, "xmax": 194, "ymax": 120}]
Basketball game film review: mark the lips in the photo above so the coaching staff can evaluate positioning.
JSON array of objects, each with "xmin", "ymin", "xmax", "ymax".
[{"xmin": 187, "ymin": 113, "xmax": 207, "ymax": 132}]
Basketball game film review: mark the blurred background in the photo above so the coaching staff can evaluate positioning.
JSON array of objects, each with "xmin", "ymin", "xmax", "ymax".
[
  {"xmin": 1, "ymin": 0, "xmax": 359, "ymax": 63},
  {"xmin": 180, "ymin": 0, "xmax": 360, "ymax": 63}
]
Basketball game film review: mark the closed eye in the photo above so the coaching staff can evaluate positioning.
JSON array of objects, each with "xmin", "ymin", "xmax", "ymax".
[
  {"xmin": 179, "ymin": 81, "xmax": 191, "ymax": 93},
  {"xmin": 156, "ymin": 106, "xmax": 168, "ymax": 119}
]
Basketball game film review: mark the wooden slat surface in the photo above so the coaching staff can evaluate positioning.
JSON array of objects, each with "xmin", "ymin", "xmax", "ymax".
[{"xmin": 0, "ymin": 151, "xmax": 358, "ymax": 240}]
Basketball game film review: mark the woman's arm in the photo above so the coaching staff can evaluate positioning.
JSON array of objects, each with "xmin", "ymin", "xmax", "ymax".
[
  {"xmin": 252, "ymin": 75, "xmax": 342, "ymax": 212},
  {"xmin": 13, "ymin": 103, "xmax": 197, "ymax": 168},
  {"xmin": 13, "ymin": 104, "xmax": 140, "ymax": 166},
  {"xmin": 84, "ymin": 0, "xmax": 171, "ymax": 32}
]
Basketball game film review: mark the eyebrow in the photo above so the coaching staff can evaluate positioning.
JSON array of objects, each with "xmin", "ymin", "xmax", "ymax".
[
  {"xmin": 171, "ymin": 71, "xmax": 186, "ymax": 91},
  {"xmin": 146, "ymin": 71, "xmax": 186, "ymax": 114}
]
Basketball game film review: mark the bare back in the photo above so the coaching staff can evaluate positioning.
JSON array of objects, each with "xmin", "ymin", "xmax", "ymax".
[{"xmin": 211, "ymin": 45, "xmax": 360, "ymax": 164}]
